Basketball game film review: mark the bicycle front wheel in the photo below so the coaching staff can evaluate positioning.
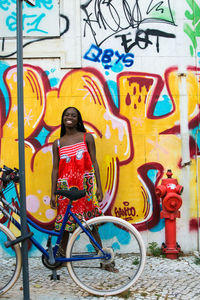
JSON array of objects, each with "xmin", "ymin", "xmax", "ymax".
[
  {"xmin": 0, "ymin": 224, "xmax": 22, "ymax": 296},
  {"xmin": 66, "ymin": 216, "xmax": 146, "ymax": 296}
]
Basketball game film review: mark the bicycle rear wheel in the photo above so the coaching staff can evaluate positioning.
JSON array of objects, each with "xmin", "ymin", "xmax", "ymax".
[
  {"xmin": 66, "ymin": 216, "xmax": 146, "ymax": 296},
  {"xmin": 0, "ymin": 224, "xmax": 22, "ymax": 296}
]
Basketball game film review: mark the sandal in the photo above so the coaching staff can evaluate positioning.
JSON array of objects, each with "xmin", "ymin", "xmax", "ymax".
[{"xmin": 100, "ymin": 262, "xmax": 119, "ymax": 273}]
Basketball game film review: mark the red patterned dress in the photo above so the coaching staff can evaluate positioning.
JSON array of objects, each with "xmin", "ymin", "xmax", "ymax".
[{"xmin": 55, "ymin": 135, "xmax": 103, "ymax": 232}]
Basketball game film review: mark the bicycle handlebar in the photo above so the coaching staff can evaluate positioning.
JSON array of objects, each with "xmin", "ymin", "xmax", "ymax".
[{"xmin": 0, "ymin": 165, "xmax": 20, "ymax": 189}]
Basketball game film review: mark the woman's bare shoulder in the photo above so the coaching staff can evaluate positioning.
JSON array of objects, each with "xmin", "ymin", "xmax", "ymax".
[
  {"xmin": 85, "ymin": 132, "xmax": 94, "ymax": 143},
  {"xmin": 52, "ymin": 139, "xmax": 60, "ymax": 150},
  {"xmin": 53, "ymin": 138, "xmax": 59, "ymax": 145}
]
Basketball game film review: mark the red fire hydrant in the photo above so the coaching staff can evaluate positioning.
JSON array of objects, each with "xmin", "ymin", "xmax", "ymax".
[{"xmin": 156, "ymin": 169, "xmax": 183, "ymax": 259}]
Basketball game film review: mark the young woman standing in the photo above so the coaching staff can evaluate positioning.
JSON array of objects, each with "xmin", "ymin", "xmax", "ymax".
[{"xmin": 50, "ymin": 107, "xmax": 103, "ymax": 254}]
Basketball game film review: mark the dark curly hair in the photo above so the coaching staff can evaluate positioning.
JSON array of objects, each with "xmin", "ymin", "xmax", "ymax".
[{"xmin": 60, "ymin": 107, "xmax": 86, "ymax": 137}]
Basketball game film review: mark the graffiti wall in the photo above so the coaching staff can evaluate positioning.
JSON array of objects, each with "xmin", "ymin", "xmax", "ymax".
[{"xmin": 0, "ymin": 0, "xmax": 200, "ymax": 253}]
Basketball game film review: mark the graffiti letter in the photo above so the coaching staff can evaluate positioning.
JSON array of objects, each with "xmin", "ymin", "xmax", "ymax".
[
  {"xmin": 101, "ymin": 49, "xmax": 114, "ymax": 64},
  {"xmin": 122, "ymin": 53, "xmax": 134, "ymax": 67},
  {"xmin": 115, "ymin": 50, "xmax": 124, "ymax": 64},
  {"xmin": 35, "ymin": 0, "xmax": 53, "ymax": 9},
  {"xmin": 115, "ymin": 33, "xmax": 136, "ymax": 53},
  {"xmin": 0, "ymin": 0, "xmax": 10, "ymax": 11},
  {"xmin": 26, "ymin": 13, "xmax": 48, "ymax": 34},
  {"xmin": 84, "ymin": 44, "xmax": 102, "ymax": 62},
  {"xmin": 6, "ymin": 11, "xmax": 17, "ymax": 31}
]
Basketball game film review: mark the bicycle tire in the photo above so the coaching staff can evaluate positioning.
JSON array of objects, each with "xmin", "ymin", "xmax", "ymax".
[
  {"xmin": 66, "ymin": 216, "xmax": 146, "ymax": 296},
  {"xmin": 0, "ymin": 224, "xmax": 22, "ymax": 296}
]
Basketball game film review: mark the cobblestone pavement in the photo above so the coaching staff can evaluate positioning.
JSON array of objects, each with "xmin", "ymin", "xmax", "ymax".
[{"xmin": 1, "ymin": 254, "xmax": 200, "ymax": 300}]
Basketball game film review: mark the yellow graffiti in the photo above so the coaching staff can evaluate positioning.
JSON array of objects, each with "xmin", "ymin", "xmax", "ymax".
[
  {"xmin": 1, "ymin": 66, "xmax": 131, "ymax": 226},
  {"xmin": 1, "ymin": 65, "xmax": 200, "ymax": 230}
]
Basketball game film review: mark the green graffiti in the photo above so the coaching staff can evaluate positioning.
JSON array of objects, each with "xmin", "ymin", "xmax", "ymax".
[
  {"xmin": 184, "ymin": 0, "xmax": 200, "ymax": 56},
  {"xmin": 185, "ymin": 0, "xmax": 200, "ymax": 25},
  {"xmin": 148, "ymin": 6, "xmax": 175, "ymax": 23}
]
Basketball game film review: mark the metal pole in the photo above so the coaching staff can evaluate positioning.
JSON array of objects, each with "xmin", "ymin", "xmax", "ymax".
[{"xmin": 16, "ymin": 1, "xmax": 30, "ymax": 299}]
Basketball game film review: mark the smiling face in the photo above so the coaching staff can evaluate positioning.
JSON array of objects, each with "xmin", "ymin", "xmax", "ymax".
[
  {"xmin": 60, "ymin": 107, "xmax": 86, "ymax": 137},
  {"xmin": 63, "ymin": 107, "xmax": 78, "ymax": 129}
]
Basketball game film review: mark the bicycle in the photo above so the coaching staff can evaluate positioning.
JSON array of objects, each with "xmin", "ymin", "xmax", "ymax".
[{"xmin": 0, "ymin": 165, "xmax": 146, "ymax": 296}]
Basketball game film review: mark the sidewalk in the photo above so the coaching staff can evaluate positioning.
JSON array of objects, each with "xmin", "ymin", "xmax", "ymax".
[{"xmin": 1, "ymin": 254, "xmax": 200, "ymax": 300}]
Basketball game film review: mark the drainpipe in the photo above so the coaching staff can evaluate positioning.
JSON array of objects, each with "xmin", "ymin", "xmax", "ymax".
[
  {"xmin": 178, "ymin": 72, "xmax": 191, "ymax": 252},
  {"xmin": 179, "ymin": 70, "xmax": 200, "ymax": 253},
  {"xmin": 195, "ymin": 129, "xmax": 200, "ymax": 252},
  {"xmin": 178, "ymin": 73, "xmax": 190, "ymax": 166}
]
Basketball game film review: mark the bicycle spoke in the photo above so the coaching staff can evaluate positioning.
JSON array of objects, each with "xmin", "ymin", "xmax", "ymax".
[{"xmin": 67, "ymin": 216, "xmax": 145, "ymax": 296}]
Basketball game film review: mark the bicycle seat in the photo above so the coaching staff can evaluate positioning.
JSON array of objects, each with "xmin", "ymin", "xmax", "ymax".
[{"xmin": 55, "ymin": 187, "xmax": 86, "ymax": 201}]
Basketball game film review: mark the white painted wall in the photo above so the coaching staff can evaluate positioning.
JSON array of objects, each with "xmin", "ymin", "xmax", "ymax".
[{"xmin": 0, "ymin": 0, "xmax": 200, "ymax": 254}]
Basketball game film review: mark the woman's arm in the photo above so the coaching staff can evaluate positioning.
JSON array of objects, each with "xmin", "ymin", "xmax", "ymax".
[
  {"xmin": 50, "ymin": 139, "xmax": 59, "ymax": 209},
  {"xmin": 86, "ymin": 133, "xmax": 103, "ymax": 202}
]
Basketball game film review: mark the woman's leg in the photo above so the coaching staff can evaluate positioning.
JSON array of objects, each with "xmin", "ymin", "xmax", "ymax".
[
  {"xmin": 59, "ymin": 231, "xmax": 69, "ymax": 256},
  {"xmin": 91, "ymin": 225, "xmax": 118, "ymax": 273},
  {"xmin": 91, "ymin": 225, "xmax": 102, "ymax": 249}
]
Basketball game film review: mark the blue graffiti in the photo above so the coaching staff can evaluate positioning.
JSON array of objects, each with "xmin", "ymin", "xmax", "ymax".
[
  {"xmin": 154, "ymin": 94, "xmax": 173, "ymax": 116},
  {"xmin": 86, "ymin": 222, "xmax": 131, "ymax": 252},
  {"xmin": 198, "ymin": 52, "xmax": 200, "ymax": 64},
  {"xmin": 26, "ymin": 13, "xmax": 47, "ymax": 34},
  {"xmin": 150, "ymin": 205, "xmax": 165, "ymax": 232},
  {"xmin": 30, "ymin": 0, "xmax": 53, "ymax": 9},
  {"xmin": 107, "ymin": 80, "xmax": 119, "ymax": 108},
  {"xmin": 110, "ymin": 60, "xmax": 124, "ymax": 73},
  {"xmin": 84, "ymin": 44, "xmax": 134, "ymax": 70},
  {"xmin": 49, "ymin": 77, "xmax": 60, "ymax": 87},
  {"xmin": 112, "ymin": 242, "xmax": 120, "ymax": 250},
  {"xmin": 0, "ymin": 0, "xmax": 10, "ymax": 11},
  {"xmin": 2, "ymin": 181, "xmax": 18, "ymax": 204},
  {"xmin": 0, "ymin": 61, "xmax": 10, "ymax": 115},
  {"xmin": 5, "ymin": 12, "xmax": 16, "ymax": 31},
  {"xmin": 191, "ymin": 127, "xmax": 200, "ymax": 150},
  {"xmin": 147, "ymin": 169, "xmax": 159, "ymax": 185},
  {"xmin": 45, "ymin": 69, "xmax": 60, "ymax": 87},
  {"xmin": 35, "ymin": 127, "xmax": 50, "ymax": 146},
  {"xmin": 0, "ymin": 0, "xmax": 53, "ymax": 10},
  {"xmin": 6, "ymin": 11, "xmax": 48, "ymax": 34},
  {"xmin": 1, "ymin": 0, "xmax": 55, "ymax": 35}
]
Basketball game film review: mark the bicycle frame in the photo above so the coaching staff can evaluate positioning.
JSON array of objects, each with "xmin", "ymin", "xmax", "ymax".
[
  {"xmin": 0, "ymin": 192, "xmax": 106, "ymax": 263},
  {"xmin": 0, "ymin": 166, "xmax": 147, "ymax": 297}
]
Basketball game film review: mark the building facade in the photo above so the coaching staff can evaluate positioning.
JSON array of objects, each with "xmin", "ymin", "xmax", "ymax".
[{"xmin": 0, "ymin": 0, "xmax": 200, "ymax": 253}]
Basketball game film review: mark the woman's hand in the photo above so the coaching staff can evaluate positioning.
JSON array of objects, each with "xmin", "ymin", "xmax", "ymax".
[
  {"xmin": 96, "ymin": 187, "xmax": 103, "ymax": 203},
  {"xmin": 50, "ymin": 195, "xmax": 57, "ymax": 209}
]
